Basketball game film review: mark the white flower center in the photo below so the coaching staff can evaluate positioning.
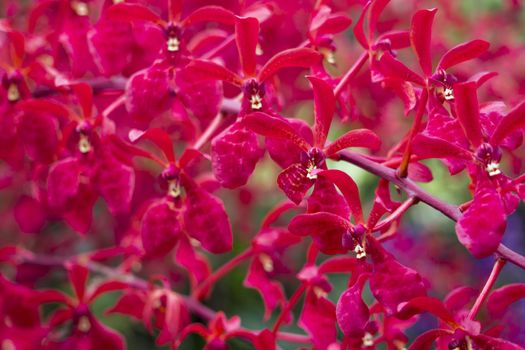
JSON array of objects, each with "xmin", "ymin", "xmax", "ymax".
[
  {"xmin": 354, "ymin": 244, "xmax": 366, "ymax": 259},
  {"xmin": 250, "ymin": 93, "xmax": 263, "ymax": 110},
  {"xmin": 7, "ymin": 84, "xmax": 20, "ymax": 102},
  {"xmin": 167, "ymin": 37, "xmax": 180, "ymax": 52},
  {"xmin": 486, "ymin": 161, "xmax": 501, "ymax": 177}
]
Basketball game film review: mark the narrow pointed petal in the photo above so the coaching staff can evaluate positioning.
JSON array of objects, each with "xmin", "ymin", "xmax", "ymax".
[
  {"xmin": 368, "ymin": 0, "xmax": 391, "ymax": 40},
  {"xmin": 71, "ymin": 83, "xmax": 93, "ymax": 119},
  {"xmin": 318, "ymin": 169, "xmax": 364, "ymax": 224},
  {"xmin": 408, "ymin": 329, "xmax": 453, "ymax": 350},
  {"xmin": 396, "ymin": 296, "xmax": 458, "ymax": 327},
  {"xmin": 258, "ymin": 48, "xmax": 322, "ymax": 82},
  {"xmin": 438, "ymin": 40, "xmax": 490, "ymax": 70},
  {"xmin": 184, "ymin": 186, "xmax": 233, "ymax": 254},
  {"xmin": 105, "ymin": 3, "xmax": 162, "ymax": 24},
  {"xmin": 184, "ymin": 59, "xmax": 243, "ymax": 86},
  {"xmin": 288, "ymin": 212, "xmax": 350, "ymax": 254},
  {"xmin": 299, "ymin": 291, "xmax": 337, "ymax": 350},
  {"xmin": 490, "ymin": 100, "xmax": 525, "ymax": 146},
  {"xmin": 182, "ymin": 6, "xmax": 235, "ymax": 27},
  {"xmin": 242, "ymin": 112, "xmax": 311, "ymax": 151},
  {"xmin": 353, "ymin": 1, "xmax": 371, "ymax": 49},
  {"xmin": 67, "ymin": 263, "xmax": 88, "ymax": 302},
  {"xmin": 129, "ymin": 128, "xmax": 175, "ymax": 164},
  {"xmin": 454, "ymin": 81, "xmax": 483, "ymax": 147},
  {"xmin": 410, "ymin": 8, "xmax": 437, "ymax": 76},
  {"xmin": 487, "ymin": 283, "xmax": 525, "ymax": 318},
  {"xmin": 168, "ymin": 0, "xmax": 182, "ymax": 22},
  {"xmin": 307, "ymin": 178, "xmax": 350, "ymax": 218},
  {"xmin": 378, "ymin": 53, "xmax": 426, "ymax": 86},
  {"xmin": 235, "ymin": 16, "xmax": 259, "ymax": 77},
  {"xmin": 324, "ymin": 129, "xmax": 381, "ymax": 156},
  {"xmin": 412, "ymin": 134, "xmax": 472, "ymax": 160},
  {"xmin": 309, "ymin": 76, "xmax": 335, "ymax": 147},
  {"xmin": 244, "ymin": 258, "xmax": 286, "ymax": 320}
]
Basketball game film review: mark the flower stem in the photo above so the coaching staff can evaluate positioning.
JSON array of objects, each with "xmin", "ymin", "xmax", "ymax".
[
  {"xmin": 398, "ymin": 88, "xmax": 428, "ymax": 178},
  {"xmin": 334, "ymin": 52, "xmax": 369, "ymax": 97},
  {"xmin": 192, "ymin": 112, "xmax": 224, "ymax": 150},
  {"xmin": 373, "ymin": 196, "xmax": 418, "ymax": 232},
  {"xmin": 272, "ymin": 283, "xmax": 307, "ymax": 334},
  {"xmin": 192, "ymin": 248, "xmax": 254, "ymax": 299},
  {"xmin": 276, "ymin": 331, "xmax": 311, "ymax": 343},
  {"xmin": 468, "ymin": 258, "xmax": 506, "ymax": 320},
  {"xmin": 336, "ymin": 150, "xmax": 525, "ymax": 270}
]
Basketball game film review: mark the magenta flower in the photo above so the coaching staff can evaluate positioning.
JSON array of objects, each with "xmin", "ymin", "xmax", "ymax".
[
  {"xmin": 185, "ymin": 15, "xmax": 322, "ymax": 188},
  {"xmin": 33, "ymin": 264, "xmax": 127, "ymax": 349},
  {"xmin": 127, "ymin": 128, "xmax": 232, "ymax": 257},
  {"xmin": 412, "ymin": 81, "xmax": 525, "ymax": 257},
  {"xmin": 242, "ymin": 77, "xmax": 380, "ymax": 204}
]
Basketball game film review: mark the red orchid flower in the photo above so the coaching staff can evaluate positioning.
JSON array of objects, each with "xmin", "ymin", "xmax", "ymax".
[
  {"xmin": 242, "ymin": 76, "xmax": 380, "ymax": 204},
  {"xmin": 289, "ymin": 170, "xmax": 427, "ymax": 338},
  {"xmin": 306, "ymin": 4, "xmax": 353, "ymax": 65},
  {"xmin": 106, "ymin": 282, "xmax": 190, "ymax": 346},
  {"xmin": 126, "ymin": 127, "xmax": 232, "ymax": 256},
  {"xmin": 378, "ymin": 7, "xmax": 490, "ymax": 104},
  {"xmin": 18, "ymin": 84, "xmax": 135, "ymax": 233},
  {"xmin": 412, "ymin": 81, "xmax": 525, "ymax": 257},
  {"xmin": 34, "ymin": 263, "xmax": 128, "ymax": 349},
  {"xmin": 183, "ymin": 15, "xmax": 322, "ymax": 188},
  {"xmin": 396, "ymin": 296, "xmax": 524, "ymax": 349},
  {"xmin": 104, "ymin": 1, "xmax": 235, "ymax": 123}
]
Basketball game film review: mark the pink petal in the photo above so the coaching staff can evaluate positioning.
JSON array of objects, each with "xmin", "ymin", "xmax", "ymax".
[
  {"xmin": 410, "ymin": 8, "xmax": 437, "ymax": 76},
  {"xmin": 242, "ymin": 112, "xmax": 311, "ymax": 151},
  {"xmin": 174, "ymin": 236, "xmax": 211, "ymax": 290},
  {"xmin": 277, "ymin": 163, "xmax": 315, "ymax": 205},
  {"xmin": 307, "ymin": 177, "xmax": 350, "ymax": 219},
  {"xmin": 412, "ymin": 134, "xmax": 472, "ymax": 160},
  {"xmin": 182, "ymin": 6, "xmax": 235, "ymax": 27},
  {"xmin": 105, "ymin": 3, "xmax": 162, "ymax": 24},
  {"xmin": 258, "ymin": 48, "xmax": 322, "ymax": 82},
  {"xmin": 211, "ymin": 125, "xmax": 264, "ymax": 188},
  {"xmin": 141, "ymin": 200, "xmax": 182, "ymax": 258},
  {"xmin": 183, "ymin": 186, "xmax": 233, "ymax": 254},
  {"xmin": 369, "ymin": 244, "xmax": 427, "ymax": 315},
  {"xmin": 318, "ymin": 169, "xmax": 364, "ymax": 224},
  {"xmin": 353, "ymin": 1, "xmax": 371, "ymax": 49},
  {"xmin": 378, "ymin": 52, "xmax": 426, "ymax": 86},
  {"xmin": 408, "ymin": 329, "xmax": 453, "ymax": 350},
  {"xmin": 183, "ymin": 59, "xmax": 243, "ymax": 86},
  {"xmin": 309, "ymin": 76, "xmax": 335, "ymax": 147},
  {"xmin": 94, "ymin": 155, "xmax": 135, "ymax": 215},
  {"xmin": 324, "ymin": 128, "xmax": 381, "ymax": 156},
  {"xmin": 129, "ymin": 127, "xmax": 175, "ymax": 164},
  {"xmin": 396, "ymin": 296, "xmax": 458, "ymax": 327},
  {"xmin": 453, "ymin": 81, "xmax": 483, "ymax": 148},
  {"xmin": 336, "ymin": 277, "xmax": 369, "ymax": 337},
  {"xmin": 487, "ymin": 283, "xmax": 525, "ymax": 318},
  {"xmin": 438, "ymin": 40, "xmax": 490, "ymax": 70},
  {"xmin": 490, "ymin": 100, "xmax": 525, "ymax": 146},
  {"xmin": 125, "ymin": 67, "xmax": 171, "ymax": 122},
  {"xmin": 266, "ymin": 118, "xmax": 313, "ymax": 169},
  {"xmin": 288, "ymin": 212, "xmax": 350, "ymax": 254},
  {"xmin": 244, "ymin": 258, "xmax": 286, "ymax": 320},
  {"xmin": 47, "ymin": 158, "xmax": 81, "ymax": 209},
  {"xmin": 456, "ymin": 180, "xmax": 506, "ymax": 258},
  {"xmin": 235, "ymin": 16, "xmax": 259, "ymax": 77},
  {"xmin": 19, "ymin": 111, "xmax": 59, "ymax": 163},
  {"xmin": 299, "ymin": 290, "xmax": 337, "ymax": 350},
  {"xmin": 67, "ymin": 263, "xmax": 89, "ymax": 302},
  {"xmin": 14, "ymin": 196, "xmax": 46, "ymax": 233}
]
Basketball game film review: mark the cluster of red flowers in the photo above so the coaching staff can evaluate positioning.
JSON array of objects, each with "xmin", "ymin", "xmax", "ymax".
[{"xmin": 1, "ymin": 0, "xmax": 525, "ymax": 349}]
